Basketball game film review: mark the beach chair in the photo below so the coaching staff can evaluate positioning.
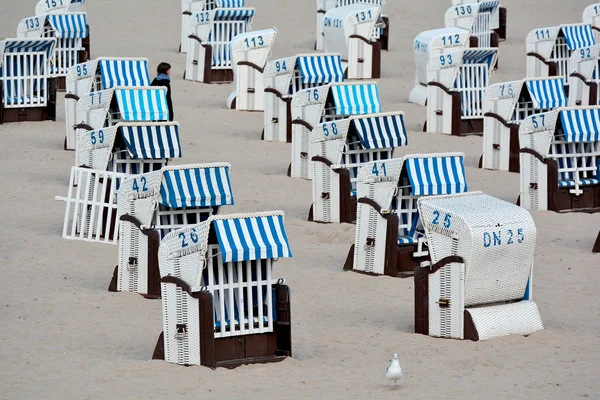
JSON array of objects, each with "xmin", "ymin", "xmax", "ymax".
[
  {"xmin": 226, "ymin": 28, "xmax": 277, "ymax": 111},
  {"xmin": 583, "ymin": 3, "xmax": 600, "ymax": 42},
  {"xmin": 414, "ymin": 191, "xmax": 543, "ymax": 341},
  {"xmin": 482, "ymin": 77, "xmax": 568, "ymax": 172},
  {"xmin": 344, "ymin": 153, "xmax": 468, "ymax": 277},
  {"xmin": 262, "ymin": 53, "xmax": 344, "ymax": 143},
  {"xmin": 0, "ymin": 38, "xmax": 57, "ymax": 123},
  {"xmin": 17, "ymin": 13, "xmax": 90, "ymax": 90},
  {"xmin": 185, "ymin": 7, "xmax": 255, "ymax": 83},
  {"xmin": 309, "ymin": 111, "xmax": 408, "ymax": 223},
  {"xmin": 64, "ymin": 57, "xmax": 151, "ymax": 150},
  {"xmin": 316, "ymin": 0, "xmax": 389, "ymax": 52},
  {"xmin": 109, "ymin": 163, "xmax": 234, "ymax": 298},
  {"xmin": 408, "ymin": 27, "xmax": 471, "ymax": 106},
  {"xmin": 425, "ymin": 47, "xmax": 498, "ymax": 135},
  {"xmin": 35, "ymin": 0, "xmax": 85, "ymax": 15},
  {"xmin": 452, "ymin": 0, "xmax": 507, "ymax": 41},
  {"xmin": 519, "ymin": 106, "xmax": 600, "ymax": 213},
  {"xmin": 568, "ymin": 44, "xmax": 600, "ymax": 107},
  {"xmin": 526, "ymin": 24, "xmax": 596, "ymax": 80},
  {"xmin": 445, "ymin": 2, "xmax": 500, "ymax": 50},
  {"xmin": 151, "ymin": 211, "xmax": 293, "ymax": 368},
  {"xmin": 323, "ymin": 3, "xmax": 382, "ymax": 79},
  {"xmin": 55, "ymin": 121, "xmax": 181, "ymax": 244},
  {"xmin": 289, "ymin": 81, "xmax": 381, "ymax": 179}
]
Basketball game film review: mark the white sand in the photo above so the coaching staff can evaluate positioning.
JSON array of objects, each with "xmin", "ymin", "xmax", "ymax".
[{"xmin": 1, "ymin": 0, "xmax": 599, "ymax": 398}]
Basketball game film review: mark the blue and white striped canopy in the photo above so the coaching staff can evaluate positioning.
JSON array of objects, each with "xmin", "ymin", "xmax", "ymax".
[
  {"xmin": 352, "ymin": 114, "xmax": 408, "ymax": 149},
  {"xmin": 213, "ymin": 214, "xmax": 292, "ymax": 263},
  {"xmin": 213, "ymin": 8, "xmax": 255, "ymax": 21},
  {"xmin": 119, "ymin": 124, "xmax": 182, "ymax": 159},
  {"xmin": 216, "ymin": 0, "xmax": 245, "ymax": 7},
  {"xmin": 462, "ymin": 49, "xmax": 497, "ymax": 69},
  {"xmin": 332, "ymin": 83, "xmax": 381, "ymax": 115},
  {"xmin": 99, "ymin": 59, "xmax": 151, "ymax": 89},
  {"xmin": 561, "ymin": 25, "xmax": 595, "ymax": 50},
  {"xmin": 525, "ymin": 79, "xmax": 567, "ymax": 110},
  {"xmin": 298, "ymin": 55, "xmax": 345, "ymax": 84},
  {"xmin": 47, "ymin": 14, "xmax": 88, "ymax": 38},
  {"xmin": 404, "ymin": 155, "xmax": 468, "ymax": 196},
  {"xmin": 477, "ymin": 1, "xmax": 499, "ymax": 13},
  {"xmin": 115, "ymin": 89, "xmax": 169, "ymax": 121},
  {"xmin": 559, "ymin": 108, "xmax": 600, "ymax": 142},
  {"xmin": 0, "ymin": 38, "xmax": 55, "ymax": 59},
  {"xmin": 159, "ymin": 166, "xmax": 234, "ymax": 208}
]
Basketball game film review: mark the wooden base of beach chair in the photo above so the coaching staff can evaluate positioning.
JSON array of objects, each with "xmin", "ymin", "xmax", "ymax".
[
  {"xmin": 495, "ymin": 7, "xmax": 507, "ymax": 41},
  {"xmin": 307, "ymin": 168, "xmax": 357, "ymax": 224},
  {"xmin": 378, "ymin": 16, "xmax": 390, "ymax": 51},
  {"xmin": 0, "ymin": 79, "xmax": 57, "ymax": 124},
  {"xmin": 594, "ymin": 231, "xmax": 600, "ymax": 253},
  {"xmin": 152, "ymin": 283, "xmax": 292, "ymax": 369},
  {"xmin": 479, "ymin": 115, "xmax": 520, "ymax": 173},
  {"xmin": 414, "ymin": 256, "xmax": 479, "ymax": 341}
]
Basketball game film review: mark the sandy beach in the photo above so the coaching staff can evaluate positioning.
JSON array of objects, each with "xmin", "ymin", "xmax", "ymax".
[{"xmin": 1, "ymin": 0, "xmax": 599, "ymax": 398}]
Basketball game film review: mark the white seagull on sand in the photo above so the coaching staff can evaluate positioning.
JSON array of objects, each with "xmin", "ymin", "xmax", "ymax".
[{"xmin": 386, "ymin": 353, "xmax": 403, "ymax": 388}]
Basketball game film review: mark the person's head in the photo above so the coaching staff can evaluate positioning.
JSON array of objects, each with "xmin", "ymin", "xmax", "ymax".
[{"xmin": 157, "ymin": 62, "xmax": 171, "ymax": 76}]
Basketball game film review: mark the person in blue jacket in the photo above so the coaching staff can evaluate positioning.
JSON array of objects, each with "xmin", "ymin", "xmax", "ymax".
[{"xmin": 151, "ymin": 62, "xmax": 174, "ymax": 121}]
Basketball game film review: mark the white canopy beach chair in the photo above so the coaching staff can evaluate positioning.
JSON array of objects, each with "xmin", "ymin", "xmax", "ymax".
[
  {"xmin": 345, "ymin": 153, "xmax": 468, "ymax": 277},
  {"xmin": 185, "ymin": 7, "xmax": 255, "ymax": 83},
  {"xmin": 35, "ymin": 0, "xmax": 85, "ymax": 15},
  {"xmin": 17, "ymin": 13, "xmax": 90, "ymax": 90},
  {"xmin": 152, "ymin": 211, "xmax": 293, "ymax": 368},
  {"xmin": 526, "ymin": 24, "xmax": 596, "ymax": 80},
  {"xmin": 262, "ymin": 53, "xmax": 344, "ymax": 143},
  {"xmin": 65, "ymin": 57, "xmax": 151, "ymax": 150},
  {"xmin": 426, "ymin": 47, "xmax": 498, "ymax": 135},
  {"xmin": 568, "ymin": 44, "xmax": 600, "ymax": 107},
  {"xmin": 408, "ymin": 27, "xmax": 471, "ymax": 106},
  {"xmin": 0, "ymin": 38, "xmax": 57, "ymax": 123},
  {"xmin": 316, "ymin": 0, "xmax": 389, "ymax": 52},
  {"xmin": 519, "ymin": 106, "xmax": 600, "ymax": 213},
  {"xmin": 109, "ymin": 163, "xmax": 234, "ymax": 298},
  {"xmin": 452, "ymin": 0, "xmax": 506, "ymax": 40},
  {"xmin": 583, "ymin": 3, "xmax": 600, "ymax": 42},
  {"xmin": 446, "ymin": 1, "xmax": 501, "ymax": 48},
  {"xmin": 56, "ymin": 122, "xmax": 182, "ymax": 244},
  {"xmin": 323, "ymin": 3, "xmax": 382, "ymax": 79},
  {"xmin": 482, "ymin": 77, "xmax": 567, "ymax": 172},
  {"xmin": 180, "ymin": 0, "xmax": 245, "ymax": 53},
  {"xmin": 289, "ymin": 81, "xmax": 381, "ymax": 179},
  {"xmin": 226, "ymin": 28, "xmax": 277, "ymax": 111},
  {"xmin": 414, "ymin": 191, "xmax": 543, "ymax": 341},
  {"xmin": 309, "ymin": 111, "xmax": 408, "ymax": 223}
]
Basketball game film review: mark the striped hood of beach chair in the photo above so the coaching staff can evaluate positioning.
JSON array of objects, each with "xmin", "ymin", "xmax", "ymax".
[
  {"xmin": 559, "ymin": 24, "xmax": 595, "ymax": 50},
  {"xmin": 46, "ymin": 13, "xmax": 88, "ymax": 38},
  {"xmin": 99, "ymin": 59, "xmax": 151, "ymax": 89},
  {"xmin": 293, "ymin": 54, "xmax": 344, "ymax": 92},
  {"xmin": 329, "ymin": 82, "xmax": 381, "ymax": 115},
  {"xmin": 523, "ymin": 78, "xmax": 567, "ymax": 110}
]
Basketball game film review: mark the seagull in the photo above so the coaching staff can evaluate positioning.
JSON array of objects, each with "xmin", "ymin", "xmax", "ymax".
[{"xmin": 386, "ymin": 353, "xmax": 403, "ymax": 388}]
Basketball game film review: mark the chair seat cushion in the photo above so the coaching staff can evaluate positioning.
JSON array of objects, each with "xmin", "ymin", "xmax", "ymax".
[
  {"xmin": 558, "ymin": 178, "xmax": 599, "ymax": 187},
  {"xmin": 214, "ymin": 316, "xmax": 269, "ymax": 329},
  {"xmin": 398, "ymin": 232, "xmax": 424, "ymax": 245}
]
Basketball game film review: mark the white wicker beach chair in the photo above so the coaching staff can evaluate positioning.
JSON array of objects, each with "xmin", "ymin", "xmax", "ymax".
[
  {"xmin": 56, "ymin": 122, "xmax": 182, "ymax": 244},
  {"xmin": 568, "ymin": 44, "xmax": 600, "ymax": 107},
  {"xmin": 152, "ymin": 211, "xmax": 293, "ymax": 368},
  {"xmin": 583, "ymin": 4, "xmax": 600, "ymax": 42},
  {"xmin": 316, "ymin": 0, "xmax": 389, "ymax": 52},
  {"xmin": 408, "ymin": 27, "xmax": 471, "ymax": 106},
  {"xmin": 519, "ymin": 106, "xmax": 600, "ymax": 213},
  {"xmin": 426, "ymin": 47, "xmax": 498, "ymax": 135},
  {"xmin": 64, "ymin": 57, "xmax": 151, "ymax": 150},
  {"xmin": 345, "ymin": 153, "xmax": 468, "ymax": 277},
  {"xmin": 35, "ymin": 0, "xmax": 85, "ymax": 15},
  {"xmin": 445, "ymin": 2, "xmax": 501, "ymax": 48},
  {"xmin": 289, "ymin": 81, "xmax": 381, "ymax": 179},
  {"xmin": 309, "ymin": 111, "xmax": 408, "ymax": 224},
  {"xmin": 185, "ymin": 7, "xmax": 255, "ymax": 83},
  {"xmin": 226, "ymin": 28, "xmax": 277, "ymax": 111},
  {"xmin": 482, "ymin": 77, "xmax": 567, "ymax": 172},
  {"xmin": 17, "ymin": 13, "xmax": 90, "ymax": 90},
  {"xmin": 0, "ymin": 38, "xmax": 57, "ymax": 123},
  {"xmin": 452, "ymin": 0, "xmax": 507, "ymax": 40},
  {"xmin": 526, "ymin": 24, "xmax": 596, "ymax": 80},
  {"xmin": 262, "ymin": 53, "xmax": 344, "ymax": 143},
  {"xmin": 323, "ymin": 3, "xmax": 382, "ymax": 79},
  {"xmin": 414, "ymin": 191, "xmax": 543, "ymax": 341},
  {"xmin": 109, "ymin": 163, "xmax": 234, "ymax": 298}
]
